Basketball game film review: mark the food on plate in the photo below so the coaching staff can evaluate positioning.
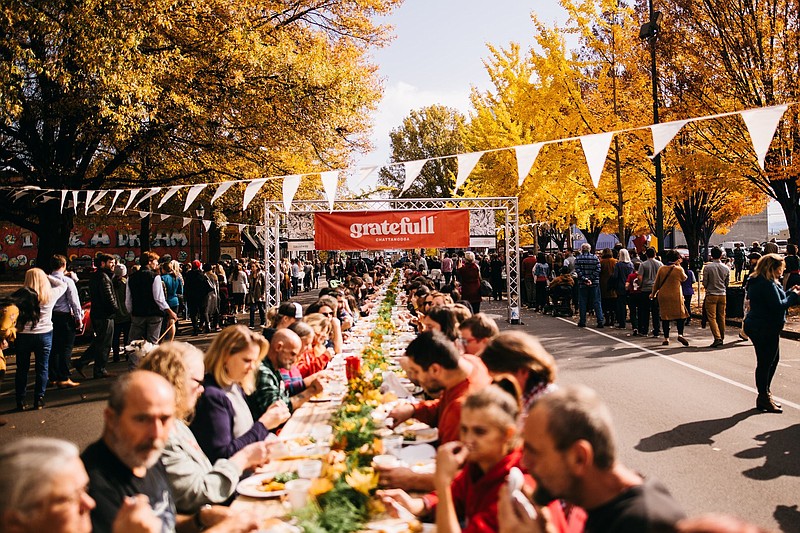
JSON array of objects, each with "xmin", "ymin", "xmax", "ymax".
[{"xmin": 257, "ymin": 471, "xmax": 299, "ymax": 492}]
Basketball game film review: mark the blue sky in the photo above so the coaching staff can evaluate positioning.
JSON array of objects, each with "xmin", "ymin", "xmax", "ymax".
[{"xmin": 357, "ymin": 1, "xmax": 787, "ymax": 230}]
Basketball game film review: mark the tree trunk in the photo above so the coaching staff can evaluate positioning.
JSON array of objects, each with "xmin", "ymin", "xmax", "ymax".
[
  {"xmin": 140, "ymin": 214, "xmax": 151, "ymax": 256},
  {"xmin": 772, "ymin": 180, "xmax": 800, "ymax": 244},
  {"xmin": 35, "ymin": 204, "xmax": 74, "ymax": 267}
]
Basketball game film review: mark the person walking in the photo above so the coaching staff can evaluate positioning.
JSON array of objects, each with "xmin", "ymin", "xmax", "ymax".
[
  {"xmin": 575, "ymin": 243, "xmax": 604, "ymax": 328},
  {"xmin": 521, "ymin": 250, "xmax": 537, "ymax": 309},
  {"xmin": 457, "ymin": 251, "xmax": 483, "ymax": 313},
  {"xmin": 76, "ymin": 254, "xmax": 119, "ymax": 380},
  {"xmin": 611, "ymin": 249, "xmax": 634, "ymax": 329},
  {"xmin": 14, "ymin": 268, "xmax": 68, "ymax": 410},
  {"xmin": 743, "ymin": 253, "xmax": 800, "ymax": 413},
  {"xmin": 533, "ymin": 252, "xmax": 551, "ymax": 312},
  {"xmin": 599, "ymin": 248, "xmax": 617, "ymax": 326},
  {"xmin": 230, "ymin": 263, "xmax": 249, "ymax": 312},
  {"xmin": 702, "ymin": 247, "xmax": 730, "ymax": 347},
  {"xmin": 489, "ymin": 253, "xmax": 505, "ymax": 301},
  {"xmin": 732, "ymin": 242, "xmax": 746, "ymax": 283},
  {"xmin": 160, "ymin": 261, "xmax": 182, "ymax": 341},
  {"xmin": 126, "ymin": 252, "xmax": 178, "ymax": 343},
  {"xmin": 782, "ymin": 243, "xmax": 800, "ymax": 290},
  {"xmin": 442, "ymin": 253, "xmax": 454, "ymax": 287},
  {"xmin": 638, "ymin": 247, "xmax": 663, "ymax": 337},
  {"xmin": 111, "ymin": 264, "xmax": 130, "ymax": 363},
  {"xmin": 48, "ymin": 255, "xmax": 82, "ymax": 389},
  {"xmin": 248, "ymin": 262, "xmax": 266, "ymax": 328},
  {"xmin": 680, "ymin": 261, "xmax": 697, "ymax": 327},
  {"xmin": 185, "ymin": 260, "xmax": 213, "ymax": 335},
  {"xmin": 651, "ymin": 249, "xmax": 689, "ymax": 347}
]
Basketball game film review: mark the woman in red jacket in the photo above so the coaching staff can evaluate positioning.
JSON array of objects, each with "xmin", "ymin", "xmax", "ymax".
[
  {"xmin": 379, "ymin": 386, "xmax": 585, "ymax": 533},
  {"xmin": 458, "ymin": 251, "xmax": 483, "ymax": 313}
]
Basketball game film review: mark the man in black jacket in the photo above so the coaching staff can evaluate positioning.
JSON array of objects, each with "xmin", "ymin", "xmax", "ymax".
[
  {"xmin": 126, "ymin": 252, "xmax": 177, "ymax": 343},
  {"xmin": 76, "ymin": 253, "xmax": 119, "ymax": 379},
  {"xmin": 184, "ymin": 260, "xmax": 213, "ymax": 335}
]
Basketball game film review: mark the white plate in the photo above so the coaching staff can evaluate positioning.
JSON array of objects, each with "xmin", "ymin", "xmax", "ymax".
[
  {"xmin": 236, "ymin": 473, "xmax": 286, "ymax": 498},
  {"xmin": 401, "ymin": 428, "xmax": 438, "ymax": 445}
]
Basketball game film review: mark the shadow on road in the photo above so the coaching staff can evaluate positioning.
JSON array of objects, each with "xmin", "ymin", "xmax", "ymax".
[
  {"xmin": 635, "ymin": 410, "xmax": 759, "ymax": 452},
  {"xmin": 735, "ymin": 423, "xmax": 800, "ymax": 481},
  {"xmin": 774, "ymin": 505, "xmax": 800, "ymax": 533}
]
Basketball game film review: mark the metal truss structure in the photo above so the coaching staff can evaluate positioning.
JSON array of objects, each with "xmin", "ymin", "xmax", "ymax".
[{"xmin": 263, "ymin": 197, "xmax": 521, "ymax": 323}]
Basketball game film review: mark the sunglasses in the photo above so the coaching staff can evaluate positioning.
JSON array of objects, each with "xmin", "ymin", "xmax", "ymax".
[{"xmin": 321, "ymin": 312, "xmax": 333, "ymax": 317}]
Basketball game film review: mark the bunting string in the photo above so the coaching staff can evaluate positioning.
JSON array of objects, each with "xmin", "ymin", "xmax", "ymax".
[{"xmin": 1, "ymin": 103, "xmax": 795, "ymax": 211}]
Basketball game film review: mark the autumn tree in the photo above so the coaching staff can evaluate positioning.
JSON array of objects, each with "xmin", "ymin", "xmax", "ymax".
[
  {"xmin": 0, "ymin": 0, "xmax": 399, "ymax": 264},
  {"xmin": 657, "ymin": 0, "xmax": 800, "ymax": 240},
  {"xmin": 379, "ymin": 105, "xmax": 466, "ymax": 198}
]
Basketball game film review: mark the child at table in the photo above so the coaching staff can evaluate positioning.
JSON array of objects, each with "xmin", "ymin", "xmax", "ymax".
[{"xmin": 378, "ymin": 386, "xmax": 585, "ymax": 533}]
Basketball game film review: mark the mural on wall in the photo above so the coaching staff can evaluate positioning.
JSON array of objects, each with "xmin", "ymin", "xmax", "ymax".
[{"xmin": 0, "ymin": 220, "xmax": 193, "ymax": 269}]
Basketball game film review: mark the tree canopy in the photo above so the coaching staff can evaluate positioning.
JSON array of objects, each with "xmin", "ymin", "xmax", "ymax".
[{"xmin": 0, "ymin": 0, "xmax": 400, "ymax": 262}]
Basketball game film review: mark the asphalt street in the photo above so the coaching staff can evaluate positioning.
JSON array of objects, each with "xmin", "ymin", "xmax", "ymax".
[{"xmin": 1, "ymin": 299, "xmax": 799, "ymax": 532}]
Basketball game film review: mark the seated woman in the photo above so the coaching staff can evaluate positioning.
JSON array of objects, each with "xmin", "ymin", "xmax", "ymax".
[
  {"xmin": 191, "ymin": 325, "xmax": 290, "ymax": 462},
  {"xmin": 279, "ymin": 321, "xmax": 326, "ymax": 396},
  {"xmin": 420, "ymin": 305, "xmax": 460, "ymax": 341},
  {"xmin": 479, "ymin": 331, "xmax": 558, "ymax": 417},
  {"xmin": 297, "ymin": 313, "xmax": 333, "ymax": 376},
  {"xmin": 262, "ymin": 302, "xmax": 302, "ymax": 342},
  {"xmin": 379, "ymin": 386, "xmax": 584, "ymax": 533},
  {"xmin": 310, "ymin": 295, "xmax": 343, "ymax": 354},
  {"xmin": 140, "ymin": 341, "xmax": 270, "ymax": 513}
]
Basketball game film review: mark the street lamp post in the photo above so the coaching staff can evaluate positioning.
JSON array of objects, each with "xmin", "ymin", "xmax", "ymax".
[
  {"xmin": 196, "ymin": 205, "xmax": 205, "ymax": 261},
  {"xmin": 640, "ymin": 3, "xmax": 664, "ymax": 254}
]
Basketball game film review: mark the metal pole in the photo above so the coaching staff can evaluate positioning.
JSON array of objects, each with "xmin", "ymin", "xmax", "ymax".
[{"xmin": 649, "ymin": 0, "xmax": 665, "ymax": 255}]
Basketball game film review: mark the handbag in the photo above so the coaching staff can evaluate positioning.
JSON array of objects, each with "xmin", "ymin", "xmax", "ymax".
[{"xmin": 480, "ymin": 279, "xmax": 493, "ymax": 296}]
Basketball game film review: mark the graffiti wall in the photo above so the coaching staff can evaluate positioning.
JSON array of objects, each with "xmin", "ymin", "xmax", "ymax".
[{"xmin": 0, "ymin": 220, "xmax": 195, "ymax": 270}]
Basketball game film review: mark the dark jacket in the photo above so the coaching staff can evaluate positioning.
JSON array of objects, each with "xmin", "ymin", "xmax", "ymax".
[
  {"xmin": 190, "ymin": 374, "xmax": 270, "ymax": 462},
  {"xmin": 89, "ymin": 268, "xmax": 119, "ymax": 320},
  {"xmin": 744, "ymin": 275, "xmax": 799, "ymax": 331},
  {"xmin": 128, "ymin": 268, "xmax": 162, "ymax": 317},
  {"xmin": 184, "ymin": 269, "xmax": 212, "ymax": 304}
]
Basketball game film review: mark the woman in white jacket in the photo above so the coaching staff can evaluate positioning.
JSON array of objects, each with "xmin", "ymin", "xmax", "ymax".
[
  {"xmin": 14, "ymin": 268, "xmax": 67, "ymax": 411},
  {"xmin": 229, "ymin": 264, "xmax": 249, "ymax": 314}
]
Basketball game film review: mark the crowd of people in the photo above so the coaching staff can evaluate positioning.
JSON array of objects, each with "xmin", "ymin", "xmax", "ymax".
[{"xmin": 0, "ymin": 248, "xmax": 789, "ymax": 532}]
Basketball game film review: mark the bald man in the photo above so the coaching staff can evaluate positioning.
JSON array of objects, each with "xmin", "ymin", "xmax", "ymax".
[
  {"xmin": 248, "ymin": 329, "xmax": 322, "ymax": 419},
  {"xmin": 81, "ymin": 370, "xmax": 177, "ymax": 532}
]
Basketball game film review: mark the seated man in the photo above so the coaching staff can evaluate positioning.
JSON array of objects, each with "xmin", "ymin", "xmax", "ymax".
[
  {"xmin": 548, "ymin": 266, "xmax": 575, "ymax": 313},
  {"xmin": 381, "ymin": 330, "xmax": 492, "ymax": 491},
  {"xmin": 0, "ymin": 437, "xmax": 161, "ymax": 533},
  {"xmin": 81, "ymin": 371, "xmax": 258, "ymax": 533}
]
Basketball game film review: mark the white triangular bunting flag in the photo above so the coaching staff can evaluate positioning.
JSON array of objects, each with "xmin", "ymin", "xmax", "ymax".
[
  {"xmin": 134, "ymin": 187, "xmax": 162, "ymax": 208},
  {"xmin": 320, "ymin": 171, "xmax": 339, "ymax": 211},
  {"xmin": 236, "ymin": 223, "xmax": 246, "ymax": 233},
  {"xmin": 400, "ymin": 160, "xmax": 428, "ymax": 194},
  {"xmin": 138, "ymin": 210, "xmax": 150, "ymax": 219},
  {"xmin": 71, "ymin": 190, "xmax": 79, "ymax": 213},
  {"xmin": 202, "ymin": 220, "xmax": 212, "ymax": 231},
  {"xmin": 60, "ymin": 190, "xmax": 68, "ymax": 213},
  {"xmin": 108, "ymin": 190, "xmax": 123, "ymax": 213},
  {"xmin": 182, "ymin": 217, "xmax": 192, "ymax": 228},
  {"xmin": 741, "ymin": 105, "xmax": 788, "ymax": 170},
  {"xmin": 122, "ymin": 188, "xmax": 141, "ymax": 213},
  {"xmin": 92, "ymin": 204, "xmax": 105, "ymax": 213},
  {"xmin": 515, "ymin": 143, "xmax": 544, "ymax": 186},
  {"xmin": 210, "ymin": 181, "xmax": 235, "ymax": 205},
  {"xmin": 351, "ymin": 165, "xmax": 378, "ymax": 189},
  {"xmin": 90, "ymin": 190, "xmax": 108, "ymax": 208},
  {"xmin": 11, "ymin": 190, "xmax": 27, "ymax": 201},
  {"xmin": 84, "ymin": 191, "xmax": 95, "ymax": 214},
  {"xmin": 242, "ymin": 178, "xmax": 267, "ymax": 211},
  {"xmin": 650, "ymin": 120, "xmax": 688, "ymax": 159},
  {"xmin": 282, "ymin": 174, "xmax": 302, "ymax": 213},
  {"xmin": 158, "ymin": 185, "xmax": 182, "ymax": 207},
  {"xmin": 455, "ymin": 152, "xmax": 484, "ymax": 192},
  {"xmin": 159, "ymin": 214, "xmax": 170, "ymax": 221},
  {"xmin": 183, "ymin": 184, "xmax": 206, "ymax": 212},
  {"xmin": 580, "ymin": 132, "xmax": 614, "ymax": 188}
]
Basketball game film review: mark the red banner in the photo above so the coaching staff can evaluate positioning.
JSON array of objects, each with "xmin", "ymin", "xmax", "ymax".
[{"xmin": 314, "ymin": 210, "xmax": 470, "ymax": 250}]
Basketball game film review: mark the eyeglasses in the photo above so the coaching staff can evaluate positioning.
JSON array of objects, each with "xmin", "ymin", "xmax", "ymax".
[
  {"xmin": 423, "ymin": 301, "xmax": 434, "ymax": 306},
  {"xmin": 321, "ymin": 312, "xmax": 333, "ymax": 317}
]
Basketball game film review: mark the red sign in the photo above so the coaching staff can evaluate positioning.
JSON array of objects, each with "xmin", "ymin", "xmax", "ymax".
[{"xmin": 314, "ymin": 210, "xmax": 470, "ymax": 251}]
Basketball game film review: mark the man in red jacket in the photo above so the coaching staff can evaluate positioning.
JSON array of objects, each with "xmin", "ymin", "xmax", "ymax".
[{"xmin": 379, "ymin": 330, "xmax": 492, "ymax": 491}]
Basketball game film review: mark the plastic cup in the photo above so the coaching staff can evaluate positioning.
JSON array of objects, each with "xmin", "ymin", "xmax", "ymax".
[
  {"xmin": 297, "ymin": 459, "xmax": 323, "ymax": 479},
  {"xmin": 285, "ymin": 479, "xmax": 312, "ymax": 510},
  {"xmin": 382, "ymin": 434, "xmax": 404, "ymax": 457}
]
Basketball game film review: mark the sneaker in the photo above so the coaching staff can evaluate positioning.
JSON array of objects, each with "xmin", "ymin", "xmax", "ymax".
[
  {"xmin": 661, "ymin": 339, "xmax": 670, "ymax": 346},
  {"xmin": 596, "ymin": 324, "xmax": 604, "ymax": 329},
  {"xmin": 738, "ymin": 331, "xmax": 749, "ymax": 341},
  {"xmin": 710, "ymin": 339, "xmax": 724, "ymax": 348},
  {"xmin": 33, "ymin": 397, "xmax": 45, "ymax": 410},
  {"xmin": 677, "ymin": 336, "xmax": 689, "ymax": 346},
  {"xmin": 57, "ymin": 379, "xmax": 80, "ymax": 389},
  {"xmin": 577, "ymin": 323, "xmax": 586, "ymax": 328}
]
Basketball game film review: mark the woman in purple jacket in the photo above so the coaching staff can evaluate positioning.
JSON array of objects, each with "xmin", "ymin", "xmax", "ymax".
[{"xmin": 190, "ymin": 325, "xmax": 289, "ymax": 462}]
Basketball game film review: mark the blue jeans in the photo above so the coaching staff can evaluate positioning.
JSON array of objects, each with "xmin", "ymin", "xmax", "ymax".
[
  {"xmin": 15, "ymin": 331, "xmax": 53, "ymax": 403},
  {"xmin": 578, "ymin": 284, "xmax": 604, "ymax": 326}
]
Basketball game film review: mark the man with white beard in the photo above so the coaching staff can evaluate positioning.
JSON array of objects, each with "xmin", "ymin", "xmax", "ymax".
[{"xmin": 81, "ymin": 371, "xmax": 178, "ymax": 532}]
